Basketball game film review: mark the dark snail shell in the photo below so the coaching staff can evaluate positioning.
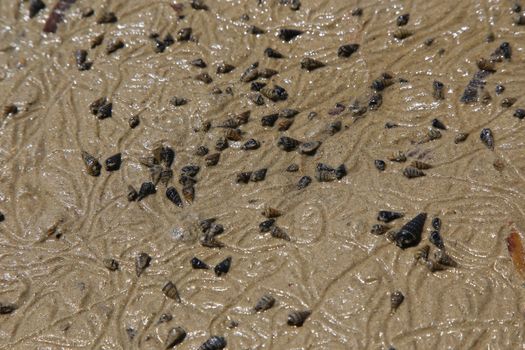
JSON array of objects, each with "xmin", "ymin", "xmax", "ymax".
[
  {"xmin": 75, "ymin": 49, "xmax": 91, "ymax": 70},
  {"xmin": 370, "ymin": 224, "xmax": 390, "ymax": 235},
  {"xmin": 242, "ymin": 139, "xmax": 260, "ymax": 150},
  {"xmin": 224, "ymin": 128, "xmax": 242, "ymax": 141},
  {"xmin": 392, "ymin": 28, "xmax": 413, "ymax": 40},
  {"xmin": 236, "ymin": 172, "xmax": 252, "ymax": 184},
  {"xmin": 0, "ymin": 303, "xmax": 17, "ymax": 315},
  {"xmin": 390, "ymin": 291, "xmax": 405, "ymax": 313},
  {"xmin": 153, "ymin": 145, "xmax": 175, "ymax": 168},
  {"xmin": 191, "ymin": 0, "xmax": 209, "ymax": 10},
  {"xmin": 327, "ymin": 120, "xmax": 342, "ymax": 135},
  {"xmin": 199, "ymin": 218, "xmax": 216, "ymax": 232},
  {"xmin": 205, "ymin": 153, "xmax": 220, "ymax": 166},
  {"xmin": 137, "ymin": 182, "xmax": 156, "ymax": 201},
  {"xmin": 287, "ymin": 310, "xmax": 311, "ymax": 327},
  {"xmin": 477, "ymin": 57, "xmax": 496, "ymax": 72},
  {"xmin": 429, "ymin": 230, "xmax": 445, "ymax": 249},
  {"xmin": 393, "ymin": 213, "xmax": 427, "ymax": 249},
  {"xmin": 162, "ymin": 281, "xmax": 181, "ymax": 302},
  {"xmin": 139, "ymin": 156, "xmax": 158, "ymax": 168},
  {"xmin": 195, "ymin": 72, "xmax": 213, "ymax": 84},
  {"xmin": 176, "ymin": 27, "xmax": 192, "ymax": 41},
  {"xmin": 431, "ymin": 118, "xmax": 447, "ymax": 130},
  {"xmin": 179, "ymin": 174, "xmax": 196, "ymax": 187},
  {"xmin": 90, "ymin": 33, "xmax": 104, "ymax": 49},
  {"xmin": 278, "ymin": 108, "xmax": 299, "ymax": 118},
  {"xmin": 514, "ymin": 109, "xmax": 525, "ymax": 119},
  {"xmin": 103, "ymin": 258, "xmax": 119, "ymax": 271},
  {"xmin": 135, "ymin": 252, "xmax": 151, "ymax": 277},
  {"xmin": 480, "ymin": 128, "xmax": 494, "ymax": 150},
  {"xmin": 277, "ymin": 118, "xmax": 293, "ymax": 131},
  {"xmin": 254, "ymin": 294, "xmax": 275, "ymax": 312},
  {"xmin": 374, "ymin": 160, "xmax": 386, "ymax": 171},
  {"xmin": 214, "ymin": 257, "xmax": 232, "ymax": 276},
  {"xmin": 158, "ymin": 313, "xmax": 173, "ymax": 324},
  {"xmin": 286, "ymin": 164, "xmax": 299, "ymax": 172},
  {"xmin": 97, "ymin": 11, "xmax": 117, "ymax": 24},
  {"xmin": 259, "ymin": 68, "xmax": 278, "ymax": 79},
  {"xmin": 81, "ymin": 151, "xmax": 101, "ymax": 176},
  {"xmin": 396, "ymin": 13, "xmax": 410, "ymax": 26},
  {"xmin": 127, "ymin": 185, "xmax": 138, "ymax": 201},
  {"xmin": 265, "ymin": 47, "xmax": 285, "ymax": 59},
  {"xmin": 105, "ymin": 153, "xmax": 122, "ymax": 171},
  {"xmin": 377, "ymin": 211, "xmax": 404, "ymax": 223},
  {"xmin": 216, "ymin": 63, "xmax": 235, "ymax": 74},
  {"xmin": 388, "ymin": 151, "xmax": 406, "ymax": 162},
  {"xmin": 454, "ymin": 133, "xmax": 469, "ymax": 144},
  {"xmin": 29, "ymin": 0, "xmax": 46, "ymax": 18},
  {"xmin": 260, "ymin": 85, "xmax": 288, "ymax": 101},
  {"xmin": 200, "ymin": 233, "xmax": 224, "ymax": 248},
  {"xmin": 425, "ymin": 259, "xmax": 447, "ymax": 272},
  {"xmin": 271, "ymin": 225, "xmax": 290, "ymax": 241},
  {"xmin": 368, "ymin": 93, "xmax": 383, "ymax": 110},
  {"xmin": 335, "ymin": 164, "xmax": 347, "ymax": 179},
  {"xmin": 181, "ymin": 165, "xmax": 200, "ymax": 177},
  {"xmin": 182, "ymin": 185, "xmax": 195, "ymax": 202},
  {"xmin": 149, "ymin": 165, "xmax": 164, "ymax": 185},
  {"xmin": 191, "ymin": 257, "xmax": 209, "ymax": 269},
  {"xmin": 297, "ymin": 176, "xmax": 312, "ymax": 189},
  {"xmin": 432, "ymin": 217, "xmax": 441, "ymax": 230},
  {"xmin": 328, "ymin": 102, "xmax": 346, "ymax": 115},
  {"xmin": 261, "ymin": 113, "xmax": 279, "ymax": 127},
  {"xmin": 166, "ymin": 187, "xmax": 183, "ymax": 207},
  {"xmin": 250, "ymin": 168, "xmax": 267, "ymax": 182},
  {"xmin": 427, "ymin": 128, "xmax": 442, "ymax": 141},
  {"xmin": 259, "ymin": 219, "xmax": 276, "ymax": 233},
  {"xmin": 159, "ymin": 168, "xmax": 173, "ymax": 186},
  {"xmin": 299, "ymin": 141, "xmax": 321, "ymax": 155},
  {"xmin": 371, "ymin": 73, "xmax": 394, "ymax": 91},
  {"xmin": 414, "ymin": 245, "xmax": 430, "ymax": 263},
  {"xmin": 195, "ymin": 145, "xmax": 209, "ymax": 156},
  {"xmin": 501, "ymin": 97, "xmax": 516, "ymax": 108},
  {"xmin": 432, "ymin": 80, "xmax": 445, "ymax": 100},
  {"xmin": 289, "ymin": 0, "xmax": 301, "ymax": 11},
  {"xmin": 403, "ymin": 167, "xmax": 425, "ymax": 179},
  {"xmin": 249, "ymin": 25, "xmax": 265, "ymax": 35},
  {"xmin": 434, "ymin": 250, "xmax": 457, "ymax": 267},
  {"xmin": 338, "ymin": 43, "xmax": 359, "ymax": 58},
  {"xmin": 494, "ymin": 42, "xmax": 511, "ymax": 60},
  {"xmin": 249, "ymin": 92, "xmax": 265, "ymax": 106},
  {"xmin": 164, "ymin": 326, "xmax": 186, "ymax": 349},
  {"xmin": 300, "ymin": 57, "xmax": 325, "ymax": 71},
  {"xmin": 315, "ymin": 163, "xmax": 337, "ymax": 182},
  {"xmin": 208, "ymin": 223, "xmax": 224, "ymax": 236},
  {"xmin": 277, "ymin": 136, "xmax": 300, "ymax": 151},
  {"xmin": 410, "ymin": 161, "xmax": 432, "ymax": 170},
  {"xmin": 190, "ymin": 56, "xmax": 207, "ymax": 66},
  {"xmin": 278, "ymin": 28, "xmax": 303, "ymax": 41},
  {"xmin": 198, "ymin": 336, "xmax": 227, "ymax": 350},
  {"xmin": 251, "ymin": 82, "xmax": 266, "ymax": 92},
  {"xmin": 162, "ymin": 33, "xmax": 175, "ymax": 47},
  {"xmin": 90, "ymin": 97, "xmax": 112, "ymax": 118}
]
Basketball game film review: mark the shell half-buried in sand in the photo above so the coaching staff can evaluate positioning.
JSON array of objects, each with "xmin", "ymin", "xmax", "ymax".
[{"xmin": 393, "ymin": 213, "xmax": 427, "ymax": 249}]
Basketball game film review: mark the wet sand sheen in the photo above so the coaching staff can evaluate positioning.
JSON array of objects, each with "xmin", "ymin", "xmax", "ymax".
[{"xmin": 1, "ymin": 0, "xmax": 525, "ymax": 349}]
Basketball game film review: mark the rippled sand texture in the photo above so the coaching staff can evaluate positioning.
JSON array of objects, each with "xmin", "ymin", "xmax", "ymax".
[{"xmin": 1, "ymin": 0, "xmax": 525, "ymax": 349}]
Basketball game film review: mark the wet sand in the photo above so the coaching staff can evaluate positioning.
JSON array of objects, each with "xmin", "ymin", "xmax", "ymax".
[{"xmin": 1, "ymin": 0, "xmax": 525, "ymax": 349}]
